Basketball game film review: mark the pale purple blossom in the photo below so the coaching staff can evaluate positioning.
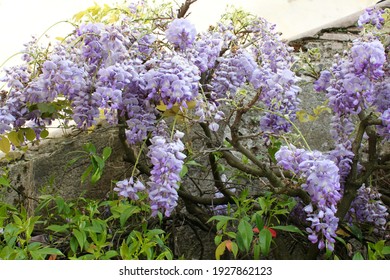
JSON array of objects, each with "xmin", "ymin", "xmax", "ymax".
[
  {"xmin": 276, "ymin": 145, "xmax": 342, "ymax": 251},
  {"xmin": 357, "ymin": 7, "xmax": 385, "ymax": 29},
  {"xmin": 166, "ymin": 18, "xmax": 197, "ymax": 50},
  {"xmin": 114, "ymin": 177, "xmax": 146, "ymax": 200},
  {"xmin": 147, "ymin": 123, "xmax": 186, "ymax": 217}
]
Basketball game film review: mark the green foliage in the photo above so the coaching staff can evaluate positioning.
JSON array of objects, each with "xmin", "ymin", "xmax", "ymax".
[
  {"xmin": 0, "ymin": 204, "xmax": 63, "ymax": 260},
  {"xmin": 208, "ymin": 191, "xmax": 301, "ymax": 260},
  {"xmin": 0, "ymin": 128, "xmax": 50, "ymax": 155},
  {"xmin": 293, "ymin": 47, "xmax": 322, "ymax": 78},
  {"xmin": 367, "ymin": 240, "xmax": 390, "ymax": 260},
  {"xmin": 1, "ymin": 193, "xmax": 173, "ymax": 260},
  {"xmin": 296, "ymin": 102, "xmax": 331, "ymax": 123},
  {"xmin": 67, "ymin": 143, "xmax": 112, "ymax": 184}
]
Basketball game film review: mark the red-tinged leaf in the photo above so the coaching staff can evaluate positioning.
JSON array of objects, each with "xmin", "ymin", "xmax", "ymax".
[
  {"xmin": 264, "ymin": 226, "xmax": 277, "ymax": 238},
  {"xmin": 225, "ymin": 239, "xmax": 232, "ymax": 252},
  {"xmin": 253, "ymin": 227, "xmax": 260, "ymax": 234}
]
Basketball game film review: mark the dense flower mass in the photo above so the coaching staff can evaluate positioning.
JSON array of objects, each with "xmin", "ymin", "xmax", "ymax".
[
  {"xmin": 349, "ymin": 184, "xmax": 388, "ymax": 232},
  {"xmin": 357, "ymin": 7, "xmax": 385, "ymax": 29},
  {"xmin": 276, "ymin": 145, "xmax": 342, "ymax": 251},
  {"xmin": 166, "ymin": 18, "xmax": 197, "ymax": 50},
  {"xmin": 191, "ymin": 31, "xmax": 223, "ymax": 73},
  {"xmin": 147, "ymin": 122, "xmax": 186, "ymax": 217},
  {"xmin": 317, "ymin": 39, "xmax": 385, "ymax": 117},
  {"xmin": 142, "ymin": 55, "xmax": 200, "ymax": 110},
  {"xmin": 211, "ymin": 50, "xmax": 257, "ymax": 98}
]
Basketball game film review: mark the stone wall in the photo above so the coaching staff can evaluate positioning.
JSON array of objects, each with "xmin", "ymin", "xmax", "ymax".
[{"xmin": 0, "ymin": 124, "xmax": 133, "ymax": 211}]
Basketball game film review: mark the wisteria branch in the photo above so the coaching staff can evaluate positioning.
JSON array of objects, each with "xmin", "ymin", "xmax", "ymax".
[{"xmin": 177, "ymin": 0, "xmax": 197, "ymax": 18}]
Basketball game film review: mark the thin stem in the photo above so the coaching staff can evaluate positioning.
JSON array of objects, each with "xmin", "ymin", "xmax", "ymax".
[
  {"xmin": 177, "ymin": 0, "xmax": 197, "ymax": 18},
  {"xmin": 200, "ymin": 122, "xmax": 236, "ymax": 200},
  {"xmin": 36, "ymin": 20, "xmax": 78, "ymax": 44},
  {"xmin": 131, "ymin": 137, "xmax": 149, "ymax": 178},
  {"xmin": 117, "ymin": 112, "xmax": 150, "ymax": 176}
]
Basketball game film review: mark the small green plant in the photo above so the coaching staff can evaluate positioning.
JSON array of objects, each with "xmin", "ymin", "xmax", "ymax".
[
  {"xmin": 35, "ymin": 194, "xmax": 172, "ymax": 260},
  {"xmin": 0, "ymin": 203, "xmax": 63, "ymax": 260},
  {"xmin": 67, "ymin": 143, "xmax": 112, "ymax": 184},
  {"xmin": 208, "ymin": 191, "xmax": 303, "ymax": 260}
]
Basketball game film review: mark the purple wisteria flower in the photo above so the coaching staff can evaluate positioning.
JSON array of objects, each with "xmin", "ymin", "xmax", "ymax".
[
  {"xmin": 348, "ymin": 184, "xmax": 388, "ymax": 232},
  {"xmin": 114, "ymin": 177, "xmax": 146, "ymax": 200},
  {"xmin": 166, "ymin": 18, "xmax": 197, "ymax": 50},
  {"xmin": 211, "ymin": 50, "xmax": 257, "ymax": 98},
  {"xmin": 191, "ymin": 31, "xmax": 223, "ymax": 72},
  {"xmin": 314, "ymin": 70, "xmax": 331, "ymax": 92},
  {"xmin": 316, "ymin": 39, "xmax": 385, "ymax": 117},
  {"xmin": 210, "ymin": 174, "xmax": 236, "ymax": 215},
  {"xmin": 350, "ymin": 39, "xmax": 385, "ymax": 79},
  {"xmin": 357, "ymin": 7, "xmax": 385, "ymax": 29},
  {"xmin": 379, "ymin": 109, "xmax": 390, "ymax": 139},
  {"xmin": 142, "ymin": 54, "xmax": 200, "ymax": 110},
  {"xmin": 147, "ymin": 123, "xmax": 186, "ymax": 217},
  {"xmin": 276, "ymin": 145, "xmax": 342, "ymax": 251}
]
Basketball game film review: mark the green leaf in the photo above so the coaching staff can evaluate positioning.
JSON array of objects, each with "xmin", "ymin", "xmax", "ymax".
[
  {"xmin": 70, "ymin": 236, "xmax": 78, "ymax": 253},
  {"xmin": 81, "ymin": 165, "xmax": 93, "ymax": 183},
  {"xmin": 102, "ymin": 147, "xmax": 112, "ymax": 161},
  {"xmin": 267, "ymin": 138, "xmax": 282, "ymax": 163},
  {"xmin": 0, "ymin": 176, "xmax": 10, "ymax": 187},
  {"xmin": 352, "ymin": 252, "xmax": 364, "ymax": 260},
  {"xmin": 40, "ymin": 129, "xmax": 49, "ymax": 139},
  {"xmin": 73, "ymin": 229, "xmax": 86, "ymax": 251},
  {"xmin": 146, "ymin": 229, "xmax": 165, "ymax": 238},
  {"xmin": 120, "ymin": 241, "xmax": 132, "ymax": 260},
  {"xmin": 84, "ymin": 143, "xmax": 96, "ymax": 154},
  {"xmin": 101, "ymin": 250, "xmax": 118, "ymax": 260},
  {"xmin": 185, "ymin": 160, "xmax": 203, "ymax": 167},
  {"xmin": 214, "ymin": 235, "xmax": 222, "ymax": 245},
  {"xmin": 90, "ymin": 169, "xmax": 102, "ymax": 184},
  {"xmin": 7, "ymin": 131, "xmax": 21, "ymax": 147},
  {"xmin": 348, "ymin": 224, "xmax": 363, "ymax": 242},
  {"xmin": 179, "ymin": 164, "xmax": 188, "ymax": 178},
  {"xmin": 382, "ymin": 246, "xmax": 390, "ymax": 255},
  {"xmin": 55, "ymin": 197, "xmax": 65, "ymax": 214},
  {"xmin": 253, "ymin": 243, "xmax": 261, "ymax": 260},
  {"xmin": 0, "ymin": 136, "xmax": 10, "ymax": 154},
  {"xmin": 254, "ymin": 213, "xmax": 264, "ymax": 231},
  {"xmin": 12, "ymin": 214, "xmax": 22, "ymax": 225},
  {"xmin": 258, "ymin": 197, "xmax": 267, "ymax": 213},
  {"xmin": 334, "ymin": 236, "xmax": 347, "ymax": 246},
  {"xmin": 46, "ymin": 224, "xmax": 69, "ymax": 233},
  {"xmin": 37, "ymin": 103, "xmax": 57, "ymax": 114},
  {"xmin": 34, "ymin": 247, "xmax": 63, "ymax": 256},
  {"xmin": 271, "ymin": 225, "xmax": 304, "ymax": 235},
  {"xmin": 24, "ymin": 128, "xmax": 36, "ymax": 142},
  {"xmin": 120, "ymin": 206, "xmax": 140, "ymax": 228},
  {"xmin": 231, "ymin": 241, "xmax": 238, "ymax": 258},
  {"xmin": 207, "ymin": 215, "xmax": 236, "ymax": 231},
  {"xmin": 225, "ymin": 231, "xmax": 236, "ymax": 239},
  {"xmin": 236, "ymin": 220, "xmax": 253, "ymax": 253},
  {"xmin": 92, "ymin": 155, "xmax": 104, "ymax": 170},
  {"xmin": 259, "ymin": 228, "xmax": 272, "ymax": 256}
]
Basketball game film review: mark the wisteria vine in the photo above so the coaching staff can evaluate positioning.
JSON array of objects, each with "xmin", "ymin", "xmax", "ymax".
[{"xmin": 0, "ymin": 1, "xmax": 389, "ymax": 257}]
